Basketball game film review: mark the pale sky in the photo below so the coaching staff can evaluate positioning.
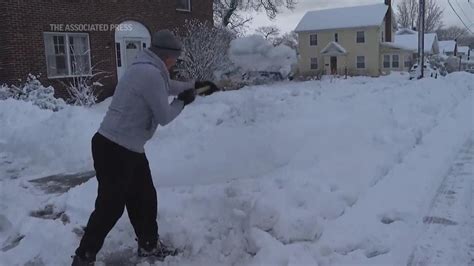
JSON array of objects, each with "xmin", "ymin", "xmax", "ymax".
[{"xmin": 249, "ymin": 0, "xmax": 474, "ymax": 34}]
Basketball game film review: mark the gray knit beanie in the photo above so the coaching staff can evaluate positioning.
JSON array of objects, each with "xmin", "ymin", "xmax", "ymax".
[{"xmin": 151, "ymin": 30, "xmax": 183, "ymax": 58}]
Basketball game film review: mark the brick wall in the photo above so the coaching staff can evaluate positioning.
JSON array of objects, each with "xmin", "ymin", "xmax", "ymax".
[{"xmin": 1, "ymin": 0, "xmax": 213, "ymax": 99}]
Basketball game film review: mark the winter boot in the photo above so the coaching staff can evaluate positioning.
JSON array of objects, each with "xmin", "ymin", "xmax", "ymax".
[
  {"xmin": 137, "ymin": 240, "xmax": 178, "ymax": 261},
  {"xmin": 71, "ymin": 252, "xmax": 95, "ymax": 266}
]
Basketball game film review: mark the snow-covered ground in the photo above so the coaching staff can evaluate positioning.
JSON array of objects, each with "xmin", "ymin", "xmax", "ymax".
[{"xmin": 0, "ymin": 73, "xmax": 473, "ymax": 265}]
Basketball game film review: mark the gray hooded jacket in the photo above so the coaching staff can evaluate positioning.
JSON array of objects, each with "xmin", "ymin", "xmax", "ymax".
[{"xmin": 98, "ymin": 49, "xmax": 193, "ymax": 153}]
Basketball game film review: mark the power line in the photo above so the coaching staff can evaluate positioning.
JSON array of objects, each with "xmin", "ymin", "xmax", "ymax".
[
  {"xmin": 454, "ymin": 0, "xmax": 474, "ymax": 27},
  {"xmin": 448, "ymin": 0, "xmax": 474, "ymax": 34}
]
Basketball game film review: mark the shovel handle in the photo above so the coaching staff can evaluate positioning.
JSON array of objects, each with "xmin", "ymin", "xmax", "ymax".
[{"xmin": 196, "ymin": 85, "xmax": 211, "ymax": 95}]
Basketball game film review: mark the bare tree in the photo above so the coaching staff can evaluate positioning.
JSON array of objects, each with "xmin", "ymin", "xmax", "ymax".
[
  {"xmin": 396, "ymin": 0, "xmax": 443, "ymax": 32},
  {"xmin": 214, "ymin": 0, "xmax": 296, "ymax": 33},
  {"xmin": 273, "ymin": 31, "xmax": 298, "ymax": 50},
  {"xmin": 256, "ymin": 25, "xmax": 281, "ymax": 42},
  {"xmin": 62, "ymin": 47, "xmax": 110, "ymax": 107},
  {"xmin": 424, "ymin": 0, "xmax": 444, "ymax": 32},
  {"xmin": 176, "ymin": 19, "xmax": 235, "ymax": 81},
  {"xmin": 436, "ymin": 26, "xmax": 469, "ymax": 40}
]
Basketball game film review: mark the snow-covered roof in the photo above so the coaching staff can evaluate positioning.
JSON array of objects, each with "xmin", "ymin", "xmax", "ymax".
[
  {"xmin": 320, "ymin": 41, "xmax": 347, "ymax": 56},
  {"xmin": 458, "ymin": 46, "xmax": 470, "ymax": 54},
  {"xmin": 295, "ymin": 3, "xmax": 388, "ymax": 32},
  {"xmin": 438, "ymin": 40, "xmax": 456, "ymax": 53},
  {"xmin": 382, "ymin": 33, "xmax": 438, "ymax": 53},
  {"xmin": 396, "ymin": 28, "xmax": 417, "ymax": 35}
]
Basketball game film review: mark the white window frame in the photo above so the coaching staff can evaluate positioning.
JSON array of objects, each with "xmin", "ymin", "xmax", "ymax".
[
  {"xmin": 356, "ymin": 56, "xmax": 366, "ymax": 69},
  {"xmin": 176, "ymin": 0, "xmax": 191, "ymax": 12},
  {"xmin": 310, "ymin": 57, "xmax": 318, "ymax": 70},
  {"xmin": 310, "ymin": 34, "xmax": 317, "ymax": 46},
  {"xmin": 356, "ymin": 31, "xmax": 365, "ymax": 43},
  {"xmin": 392, "ymin": 54, "xmax": 400, "ymax": 68},
  {"xmin": 44, "ymin": 32, "xmax": 92, "ymax": 79},
  {"xmin": 383, "ymin": 54, "xmax": 391, "ymax": 68}
]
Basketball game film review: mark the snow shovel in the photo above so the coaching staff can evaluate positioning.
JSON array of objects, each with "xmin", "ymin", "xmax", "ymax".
[{"xmin": 196, "ymin": 85, "xmax": 211, "ymax": 95}]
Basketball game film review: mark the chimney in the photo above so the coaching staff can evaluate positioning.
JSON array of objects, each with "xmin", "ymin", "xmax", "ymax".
[{"xmin": 385, "ymin": 0, "xmax": 393, "ymax": 42}]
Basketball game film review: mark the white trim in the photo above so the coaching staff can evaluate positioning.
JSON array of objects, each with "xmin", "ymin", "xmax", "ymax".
[
  {"xmin": 176, "ymin": 0, "xmax": 191, "ymax": 11},
  {"xmin": 310, "ymin": 34, "xmax": 318, "ymax": 46},
  {"xmin": 356, "ymin": 30, "xmax": 365, "ymax": 44},
  {"xmin": 391, "ymin": 54, "xmax": 400, "ymax": 68},
  {"xmin": 310, "ymin": 57, "xmax": 318, "ymax": 70},
  {"xmin": 43, "ymin": 32, "xmax": 92, "ymax": 79},
  {"xmin": 45, "ymin": 74, "xmax": 93, "ymax": 79},
  {"xmin": 383, "ymin": 54, "xmax": 391, "ymax": 68},
  {"xmin": 114, "ymin": 21, "xmax": 151, "ymax": 81},
  {"xmin": 382, "ymin": 53, "xmax": 407, "ymax": 69},
  {"xmin": 356, "ymin": 55, "xmax": 366, "ymax": 69}
]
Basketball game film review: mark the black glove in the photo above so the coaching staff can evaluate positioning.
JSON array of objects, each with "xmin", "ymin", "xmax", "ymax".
[
  {"xmin": 177, "ymin": 88, "xmax": 196, "ymax": 106},
  {"xmin": 195, "ymin": 81, "xmax": 220, "ymax": 96}
]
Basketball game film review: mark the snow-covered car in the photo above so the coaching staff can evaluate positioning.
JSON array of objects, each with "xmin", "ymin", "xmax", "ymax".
[
  {"xmin": 465, "ymin": 68, "xmax": 474, "ymax": 74},
  {"xmin": 242, "ymin": 71, "xmax": 284, "ymax": 84},
  {"xmin": 409, "ymin": 63, "xmax": 439, "ymax": 80}
]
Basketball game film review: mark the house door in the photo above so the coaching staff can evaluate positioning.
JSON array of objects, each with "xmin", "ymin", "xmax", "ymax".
[
  {"xmin": 330, "ymin": 56, "xmax": 337, "ymax": 74},
  {"xmin": 115, "ymin": 20, "xmax": 151, "ymax": 81},
  {"xmin": 125, "ymin": 39, "xmax": 143, "ymax": 68}
]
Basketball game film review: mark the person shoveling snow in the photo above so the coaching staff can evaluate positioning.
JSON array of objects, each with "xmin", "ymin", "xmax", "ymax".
[{"xmin": 72, "ymin": 29, "xmax": 219, "ymax": 266}]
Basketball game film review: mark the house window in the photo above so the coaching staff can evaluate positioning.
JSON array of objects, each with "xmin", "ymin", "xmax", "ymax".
[
  {"xmin": 310, "ymin": 57, "xmax": 318, "ymax": 69},
  {"xmin": 381, "ymin": 31, "xmax": 384, "ymax": 42},
  {"xmin": 404, "ymin": 54, "xmax": 412, "ymax": 68},
  {"xmin": 356, "ymin": 31, "xmax": 365, "ymax": 43},
  {"xmin": 334, "ymin": 33, "xmax": 338, "ymax": 43},
  {"xmin": 176, "ymin": 0, "xmax": 191, "ymax": 11},
  {"xmin": 356, "ymin": 56, "xmax": 365, "ymax": 69},
  {"xmin": 392, "ymin": 54, "xmax": 399, "ymax": 68},
  {"xmin": 116, "ymin": 43, "xmax": 122, "ymax": 67},
  {"xmin": 310, "ymin": 34, "xmax": 317, "ymax": 46},
  {"xmin": 383, "ymin": 55, "xmax": 390, "ymax": 68},
  {"xmin": 44, "ymin": 32, "xmax": 91, "ymax": 78}
]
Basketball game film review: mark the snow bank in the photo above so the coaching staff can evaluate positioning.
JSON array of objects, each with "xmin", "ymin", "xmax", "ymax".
[
  {"xmin": 0, "ymin": 72, "xmax": 473, "ymax": 265},
  {"xmin": 229, "ymin": 35, "xmax": 297, "ymax": 77}
]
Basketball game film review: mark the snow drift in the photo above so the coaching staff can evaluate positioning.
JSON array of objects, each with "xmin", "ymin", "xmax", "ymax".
[{"xmin": 0, "ymin": 72, "xmax": 473, "ymax": 265}]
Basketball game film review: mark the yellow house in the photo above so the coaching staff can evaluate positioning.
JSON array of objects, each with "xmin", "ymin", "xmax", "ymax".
[{"xmin": 295, "ymin": 1, "xmax": 397, "ymax": 77}]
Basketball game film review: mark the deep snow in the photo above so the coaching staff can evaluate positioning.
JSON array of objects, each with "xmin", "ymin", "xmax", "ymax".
[{"xmin": 0, "ymin": 72, "xmax": 473, "ymax": 265}]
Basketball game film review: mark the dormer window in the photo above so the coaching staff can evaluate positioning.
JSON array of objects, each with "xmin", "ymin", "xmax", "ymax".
[{"xmin": 334, "ymin": 33, "xmax": 338, "ymax": 42}]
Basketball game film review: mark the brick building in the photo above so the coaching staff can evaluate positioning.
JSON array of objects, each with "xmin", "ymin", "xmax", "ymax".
[{"xmin": 0, "ymin": 0, "xmax": 213, "ymax": 98}]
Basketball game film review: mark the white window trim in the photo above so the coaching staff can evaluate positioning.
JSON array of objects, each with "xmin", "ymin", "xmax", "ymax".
[
  {"xmin": 43, "ymin": 32, "xmax": 92, "ymax": 79},
  {"xmin": 310, "ymin": 57, "xmax": 318, "ymax": 70},
  {"xmin": 382, "ymin": 54, "xmax": 405, "ymax": 69},
  {"xmin": 391, "ymin": 54, "xmax": 400, "ymax": 68},
  {"xmin": 356, "ymin": 31, "xmax": 365, "ymax": 44},
  {"xmin": 176, "ymin": 0, "xmax": 191, "ymax": 12},
  {"xmin": 356, "ymin": 55, "xmax": 366, "ymax": 69},
  {"xmin": 310, "ymin": 34, "xmax": 318, "ymax": 46},
  {"xmin": 383, "ymin": 54, "xmax": 391, "ymax": 68}
]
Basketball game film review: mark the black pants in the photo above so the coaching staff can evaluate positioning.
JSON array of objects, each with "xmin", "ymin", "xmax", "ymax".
[{"xmin": 76, "ymin": 133, "xmax": 158, "ymax": 257}]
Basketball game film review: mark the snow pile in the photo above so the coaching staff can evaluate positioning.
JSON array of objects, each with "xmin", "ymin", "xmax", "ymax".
[
  {"xmin": 0, "ymin": 74, "xmax": 65, "ymax": 111},
  {"xmin": 385, "ymin": 33, "xmax": 437, "ymax": 53},
  {"xmin": 229, "ymin": 35, "xmax": 297, "ymax": 77},
  {"xmin": 0, "ymin": 73, "xmax": 473, "ymax": 265}
]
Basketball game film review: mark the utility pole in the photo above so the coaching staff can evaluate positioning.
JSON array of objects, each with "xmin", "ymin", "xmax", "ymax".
[{"xmin": 417, "ymin": 0, "xmax": 426, "ymax": 79}]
